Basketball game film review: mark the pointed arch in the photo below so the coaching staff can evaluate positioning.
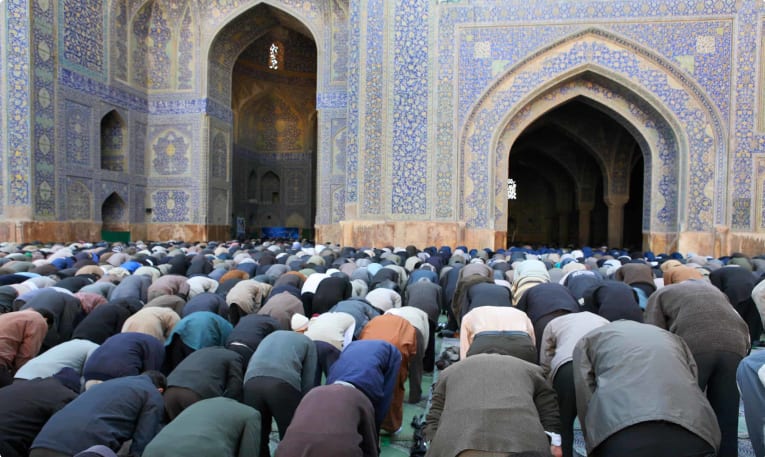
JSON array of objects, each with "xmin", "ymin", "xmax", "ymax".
[
  {"xmin": 101, "ymin": 192, "xmax": 127, "ymax": 227},
  {"xmin": 100, "ymin": 109, "xmax": 126, "ymax": 172},
  {"xmin": 460, "ymin": 28, "xmax": 726, "ymax": 250}
]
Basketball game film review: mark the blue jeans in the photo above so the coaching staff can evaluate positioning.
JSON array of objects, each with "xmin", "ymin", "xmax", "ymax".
[{"xmin": 738, "ymin": 350, "xmax": 765, "ymax": 457}]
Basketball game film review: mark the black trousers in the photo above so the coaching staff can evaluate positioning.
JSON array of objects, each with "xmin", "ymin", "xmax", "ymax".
[
  {"xmin": 735, "ymin": 298, "xmax": 763, "ymax": 345},
  {"xmin": 592, "ymin": 421, "xmax": 715, "ymax": 457},
  {"xmin": 163, "ymin": 386, "xmax": 202, "ymax": 421},
  {"xmin": 0, "ymin": 364, "xmax": 13, "ymax": 388},
  {"xmin": 694, "ymin": 350, "xmax": 743, "ymax": 457},
  {"xmin": 423, "ymin": 318, "xmax": 436, "ymax": 372},
  {"xmin": 162, "ymin": 337, "xmax": 195, "ymax": 375},
  {"xmin": 243, "ymin": 376, "xmax": 302, "ymax": 457},
  {"xmin": 553, "ymin": 362, "xmax": 576, "ymax": 457}
]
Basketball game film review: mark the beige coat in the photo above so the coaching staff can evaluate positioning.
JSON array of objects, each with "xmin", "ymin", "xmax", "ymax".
[{"xmin": 122, "ymin": 307, "xmax": 180, "ymax": 341}]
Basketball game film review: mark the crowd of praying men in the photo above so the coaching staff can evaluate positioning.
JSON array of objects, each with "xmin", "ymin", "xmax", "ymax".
[{"xmin": 0, "ymin": 239, "xmax": 764, "ymax": 457}]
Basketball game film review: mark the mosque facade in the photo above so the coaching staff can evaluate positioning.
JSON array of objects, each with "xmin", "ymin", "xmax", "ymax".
[{"xmin": 2, "ymin": 0, "xmax": 765, "ymax": 255}]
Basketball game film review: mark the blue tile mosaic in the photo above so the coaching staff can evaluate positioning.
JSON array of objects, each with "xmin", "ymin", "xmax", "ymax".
[
  {"xmin": 7, "ymin": 0, "xmax": 31, "ymax": 207},
  {"xmin": 33, "ymin": 0, "xmax": 56, "ymax": 217},
  {"xmin": 65, "ymin": 100, "xmax": 92, "ymax": 167},
  {"xmin": 361, "ymin": 0, "xmax": 384, "ymax": 216},
  {"xmin": 61, "ymin": 0, "xmax": 105, "ymax": 79},
  {"xmin": 390, "ymin": 0, "xmax": 428, "ymax": 216}
]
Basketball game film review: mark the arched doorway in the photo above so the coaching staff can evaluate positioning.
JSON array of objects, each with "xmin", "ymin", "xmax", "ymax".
[
  {"xmin": 226, "ymin": 4, "xmax": 318, "ymax": 240},
  {"xmin": 101, "ymin": 192, "xmax": 129, "ymax": 241},
  {"xmin": 460, "ymin": 29, "xmax": 725, "ymax": 254},
  {"xmin": 508, "ymin": 98, "xmax": 644, "ymax": 250}
]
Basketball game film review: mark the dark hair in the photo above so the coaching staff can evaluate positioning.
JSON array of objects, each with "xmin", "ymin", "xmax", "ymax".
[
  {"xmin": 142, "ymin": 370, "xmax": 167, "ymax": 390},
  {"xmin": 35, "ymin": 308, "xmax": 56, "ymax": 328}
]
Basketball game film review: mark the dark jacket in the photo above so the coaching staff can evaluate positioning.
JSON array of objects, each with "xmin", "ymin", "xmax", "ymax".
[
  {"xmin": 72, "ymin": 298, "xmax": 143, "ymax": 344},
  {"xmin": 167, "ymin": 346, "xmax": 243, "ymax": 400},
  {"xmin": 186, "ymin": 255, "xmax": 213, "ymax": 277},
  {"xmin": 182, "ymin": 292, "xmax": 228, "ymax": 318},
  {"xmin": 327, "ymin": 340, "xmax": 401, "ymax": 428},
  {"xmin": 563, "ymin": 270, "xmax": 604, "ymax": 301},
  {"xmin": 20, "ymin": 289, "xmax": 83, "ymax": 350},
  {"xmin": 582, "ymin": 281, "xmax": 643, "ymax": 322},
  {"xmin": 244, "ymin": 331, "xmax": 317, "ymax": 395},
  {"xmin": 0, "ymin": 377, "xmax": 79, "ymax": 457},
  {"xmin": 55, "ymin": 276, "xmax": 95, "ymax": 293},
  {"xmin": 404, "ymin": 280, "xmax": 443, "ymax": 323},
  {"xmin": 311, "ymin": 276, "xmax": 353, "ymax": 315},
  {"xmin": 275, "ymin": 384, "xmax": 378, "ymax": 457},
  {"xmin": 515, "ymin": 283, "xmax": 579, "ymax": 323},
  {"xmin": 83, "ymin": 332, "xmax": 165, "ymax": 382},
  {"xmin": 143, "ymin": 398, "xmax": 260, "ymax": 457},
  {"xmin": 463, "ymin": 282, "xmax": 512, "ymax": 318},
  {"xmin": 167, "ymin": 255, "xmax": 190, "ymax": 276},
  {"xmin": 31, "ymin": 375, "xmax": 164, "ymax": 456}
]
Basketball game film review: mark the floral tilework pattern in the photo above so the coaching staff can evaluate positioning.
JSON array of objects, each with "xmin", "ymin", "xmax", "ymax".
[
  {"xmin": 361, "ymin": 0, "xmax": 384, "ymax": 216},
  {"xmin": 731, "ymin": 2, "xmax": 760, "ymax": 230},
  {"xmin": 65, "ymin": 100, "xmax": 92, "ymax": 167},
  {"xmin": 66, "ymin": 178, "xmax": 92, "ymax": 220},
  {"xmin": 0, "ymin": 5, "xmax": 4, "ymax": 214},
  {"xmin": 331, "ymin": 0, "xmax": 348, "ymax": 84},
  {"xmin": 151, "ymin": 190, "xmax": 190, "ymax": 223},
  {"xmin": 113, "ymin": 0, "xmax": 128, "ymax": 82},
  {"xmin": 7, "ymin": 0, "xmax": 31, "ymax": 206},
  {"xmin": 146, "ymin": 2, "xmax": 172, "ymax": 90},
  {"xmin": 211, "ymin": 132, "xmax": 228, "ymax": 179},
  {"xmin": 390, "ymin": 0, "xmax": 428, "ymax": 216},
  {"xmin": 178, "ymin": 6, "xmax": 194, "ymax": 91},
  {"xmin": 130, "ymin": 2, "xmax": 151, "ymax": 87},
  {"xmin": 61, "ymin": 0, "xmax": 105, "ymax": 78},
  {"xmin": 133, "ymin": 121, "xmax": 147, "ymax": 175},
  {"xmin": 33, "ymin": 0, "xmax": 56, "ymax": 217},
  {"xmin": 345, "ymin": 0, "xmax": 361, "ymax": 204},
  {"xmin": 151, "ymin": 129, "xmax": 191, "ymax": 176}
]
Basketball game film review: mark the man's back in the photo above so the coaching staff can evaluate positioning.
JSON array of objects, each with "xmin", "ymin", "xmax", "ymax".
[
  {"xmin": 143, "ymin": 398, "xmax": 260, "ymax": 457},
  {"xmin": 31, "ymin": 374, "xmax": 164, "ymax": 456},
  {"xmin": 0, "ymin": 377, "xmax": 78, "ymax": 457},
  {"xmin": 424, "ymin": 353, "xmax": 557, "ymax": 456}
]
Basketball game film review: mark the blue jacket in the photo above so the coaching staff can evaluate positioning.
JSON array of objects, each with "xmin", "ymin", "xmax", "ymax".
[
  {"xmin": 31, "ymin": 375, "xmax": 164, "ymax": 456},
  {"xmin": 165, "ymin": 311, "xmax": 232, "ymax": 350},
  {"xmin": 83, "ymin": 332, "xmax": 165, "ymax": 382},
  {"xmin": 327, "ymin": 340, "xmax": 401, "ymax": 428}
]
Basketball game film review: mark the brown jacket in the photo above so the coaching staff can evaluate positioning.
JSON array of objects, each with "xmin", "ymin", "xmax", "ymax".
[
  {"xmin": 0, "ymin": 310, "xmax": 49, "ymax": 370},
  {"xmin": 147, "ymin": 275, "xmax": 190, "ymax": 302},
  {"xmin": 257, "ymin": 292, "xmax": 304, "ymax": 330}
]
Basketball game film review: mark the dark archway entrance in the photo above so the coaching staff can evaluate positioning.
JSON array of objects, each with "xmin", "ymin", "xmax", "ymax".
[
  {"xmin": 229, "ymin": 4, "xmax": 317, "ymax": 240},
  {"xmin": 508, "ymin": 99, "xmax": 644, "ymax": 249}
]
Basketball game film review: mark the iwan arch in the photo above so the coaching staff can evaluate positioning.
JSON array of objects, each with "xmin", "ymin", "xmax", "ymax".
[{"xmin": 2, "ymin": 0, "xmax": 765, "ymax": 255}]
